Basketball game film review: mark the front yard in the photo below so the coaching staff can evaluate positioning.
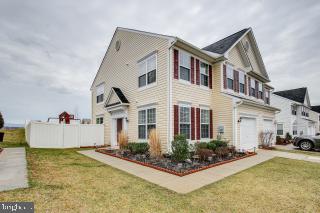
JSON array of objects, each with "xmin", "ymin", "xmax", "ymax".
[{"xmin": 1, "ymin": 130, "xmax": 320, "ymax": 212}]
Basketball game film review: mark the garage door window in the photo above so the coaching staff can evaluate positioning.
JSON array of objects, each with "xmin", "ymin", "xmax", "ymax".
[{"xmin": 277, "ymin": 124, "xmax": 284, "ymax": 135}]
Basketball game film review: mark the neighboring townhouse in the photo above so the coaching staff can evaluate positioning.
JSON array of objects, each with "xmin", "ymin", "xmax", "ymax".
[
  {"xmin": 311, "ymin": 105, "xmax": 320, "ymax": 132},
  {"xmin": 271, "ymin": 88, "xmax": 319, "ymax": 137},
  {"xmin": 91, "ymin": 27, "xmax": 278, "ymax": 152}
]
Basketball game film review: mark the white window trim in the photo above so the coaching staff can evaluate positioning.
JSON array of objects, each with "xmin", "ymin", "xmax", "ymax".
[
  {"xmin": 138, "ymin": 53, "xmax": 157, "ymax": 89},
  {"xmin": 277, "ymin": 123, "xmax": 284, "ymax": 136},
  {"xmin": 96, "ymin": 83, "xmax": 105, "ymax": 105},
  {"xmin": 138, "ymin": 107, "xmax": 157, "ymax": 141},
  {"xmin": 96, "ymin": 115, "xmax": 104, "ymax": 124},
  {"xmin": 200, "ymin": 62, "xmax": 209, "ymax": 87},
  {"xmin": 179, "ymin": 104, "xmax": 191, "ymax": 140},
  {"xmin": 179, "ymin": 50, "xmax": 191, "ymax": 83},
  {"xmin": 200, "ymin": 108, "xmax": 210, "ymax": 140}
]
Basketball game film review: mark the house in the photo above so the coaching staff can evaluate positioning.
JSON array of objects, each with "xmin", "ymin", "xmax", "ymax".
[
  {"xmin": 91, "ymin": 27, "xmax": 278, "ymax": 152},
  {"xmin": 271, "ymin": 87, "xmax": 319, "ymax": 137},
  {"xmin": 311, "ymin": 105, "xmax": 320, "ymax": 132}
]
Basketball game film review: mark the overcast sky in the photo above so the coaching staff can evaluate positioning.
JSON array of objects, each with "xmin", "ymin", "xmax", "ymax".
[{"xmin": 0, "ymin": 0, "xmax": 319, "ymax": 124}]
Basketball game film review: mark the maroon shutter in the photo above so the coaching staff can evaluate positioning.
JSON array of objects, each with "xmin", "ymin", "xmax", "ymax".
[
  {"xmin": 174, "ymin": 49, "xmax": 179, "ymax": 79},
  {"xmin": 191, "ymin": 57, "xmax": 195, "ymax": 84},
  {"xmin": 174, "ymin": 105, "xmax": 179, "ymax": 136},
  {"xmin": 223, "ymin": 64, "xmax": 227, "ymax": 89},
  {"xmin": 191, "ymin": 107, "xmax": 195, "ymax": 140},
  {"xmin": 244, "ymin": 75, "xmax": 247, "ymax": 95},
  {"xmin": 233, "ymin": 70, "xmax": 237, "ymax": 92},
  {"xmin": 248, "ymin": 77, "xmax": 251, "ymax": 96},
  {"xmin": 209, "ymin": 110, "xmax": 213, "ymax": 139},
  {"xmin": 209, "ymin": 65, "xmax": 212, "ymax": 89},
  {"xmin": 255, "ymin": 80, "xmax": 259, "ymax": 98},
  {"xmin": 196, "ymin": 59, "xmax": 200, "ymax": 85},
  {"xmin": 196, "ymin": 108, "xmax": 200, "ymax": 140}
]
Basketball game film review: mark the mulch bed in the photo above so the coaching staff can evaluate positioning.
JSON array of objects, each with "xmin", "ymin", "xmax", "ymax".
[{"xmin": 96, "ymin": 149, "xmax": 256, "ymax": 177}]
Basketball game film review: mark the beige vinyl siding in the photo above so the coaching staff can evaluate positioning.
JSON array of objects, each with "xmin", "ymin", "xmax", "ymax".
[
  {"xmin": 236, "ymin": 104, "xmax": 276, "ymax": 147},
  {"xmin": 241, "ymin": 35, "xmax": 263, "ymax": 75},
  {"xmin": 211, "ymin": 62, "xmax": 233, "ymax": 143},
  {"xmin": 91, "ymin": 29, "xmax": 170, "ymax": 151},
  {"xmin": 228, "ymin": 45, "xmax": 246, "ymax": 69}
]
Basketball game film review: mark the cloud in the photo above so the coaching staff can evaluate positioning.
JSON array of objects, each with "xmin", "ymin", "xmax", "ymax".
[{"xmin": 0, "ymin": 0, "xmax": 320, "ymax": 124}]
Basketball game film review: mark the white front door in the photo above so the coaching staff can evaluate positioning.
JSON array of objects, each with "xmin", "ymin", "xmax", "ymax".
[{"xmin": 240, "ymin": 117, "xmax": 257, "ymax": 151}]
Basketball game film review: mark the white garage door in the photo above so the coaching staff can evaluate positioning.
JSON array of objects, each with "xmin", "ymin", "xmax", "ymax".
[{"xmin": 240, "ymin": 117, "xmax": 257, "ymax": 151}]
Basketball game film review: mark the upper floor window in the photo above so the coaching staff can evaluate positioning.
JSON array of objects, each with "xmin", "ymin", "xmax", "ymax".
[
  {"xmin": 277, "ymin": 123, "xmax": 284, "ymax": 135},
  {"xmin": 96, "ymin": 83, "xmax": 105, "ymax": 104},
  {"xmin": 265, "ymin": 89, "xmax": 270, "ymax": 104},
  {"xmin": 179, "ymin": 106, "xmax": 191, "ymax": 139},
  {"xmin": 179, "ymin": 51, "xmax": 191, "ymax": 82},
  {"xmin": 239, "ymin": 71, "xmax": 245, "ymax": 94},
  {"xmin": 291, "ymin": 105, "xmax": 297, "ymax": 115},
  {"xmin": 138, "ymin": 54, "xmax": 156, "ymax": 88},
  {"xmin": 250, "ymin": 79, "xmax": 256, "ymax": 97},
  {"xmin": 138, "ymin": 108, "xmax": 156, "ymax": 139},
  {"xmin": 301, "ymin": 106, "xmax": 309, "ymax": 117},
  {"xmin": 200, "ymin": 62, "xmax": 209, "ymax": 87},
  {"xmin": 227, "ymin": 65, "xmax": 234, "ymax": 90},
  {"xmin": 201, "ymin": 109, "xmax": 210, "ymax": 139},
  {"xmin": 258, "ymin": 83, "xmax": 263, "ymax": 99}
]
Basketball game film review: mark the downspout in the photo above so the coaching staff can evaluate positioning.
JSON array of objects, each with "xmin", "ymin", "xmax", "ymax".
[
  {"xmin": 167, "ymin": 38, "xmax": 177, "ymax": 153},
  {"xmin": 233, "ymin": 100, "xmax": 243, "ymax": 148}
]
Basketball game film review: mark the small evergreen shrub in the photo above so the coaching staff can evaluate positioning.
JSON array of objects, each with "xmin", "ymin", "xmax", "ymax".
[
  {"xmin": 171, "ymin": 135, "xmax": 189, "ymax": 162},
  {"xmin": 285, "ymin": 132, "xmax": 292, "ymax": 141},
  {"xmin": 196, "ymin": 142, "xmax": 208, "ymax": 149},
  {"xmin": 207, "ymin": 142, "xmax": 217, "ymax": 151},
  {"xmin": 127, "ymin": 142, "xmax": 149, "ymax": 154},
  {"xmin": 210, "ymin": 140, "xmax": 228, "ymax": 148},
  {"xmin": 0, "ymin": 112, "xmax": 4, "ymax": 129}
]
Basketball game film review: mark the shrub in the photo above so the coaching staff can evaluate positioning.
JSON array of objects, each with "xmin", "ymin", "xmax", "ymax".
[
  {"xmin": 127, "ymin": 142, "xmax": 149, "ymax": 154},
  {"xmin": 210, "ymin": 140, "xmax": 228, "ymax": 148},
  {"xmin": 0, "ymin": 112, "xmax": 3, "ymax": 129},
  {"xmin": 196, "ymin": 142, "xmax": 208, "ymax": 149},
  {"xmin": 215, "ymin": 146, "xmax": 230, "ymax": 158},
  {"xmin": 285, "ymin": 132, "xmax": 292, "ymax": 141},
  {"xmin": 118, "ymin": 130, "xmax": 128, "ymax": 150},
  {"xmin": 196, "ymin": 148, "xmax": 214, "ymax": 161},
  {"xmin": 148, "ymin": 129, "xmax": 162, "ymax": 158},
  {"xmin": 171, "ymin": 135, "xmax": 189, "ymax": 162},
  {"xmin": 276, "ymin": 136, "xmax": 285, "ymax": 145},
  {"xmin": 207, "ymin": 142, "xmax": 217, "ymax": 151}
]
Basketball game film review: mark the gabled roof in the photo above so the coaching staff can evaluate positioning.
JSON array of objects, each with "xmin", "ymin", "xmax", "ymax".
[
  {"xmin": 202, "ymin": 28, "xmax": 249, "ymax": 54},
  {"xmin": 273, "ymin": 87, "xmax": 307, "ymax": 104},
  {"xmin": 311, "ymin": 105, "xmax": 320, "ymax": 113},
  {"xmin": 104, "ymin": 87, "xmax": 129, "ymax": 108}
]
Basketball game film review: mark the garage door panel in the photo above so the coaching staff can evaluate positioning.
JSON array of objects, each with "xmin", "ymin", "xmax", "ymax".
[{"xmin": 240, "ymin": 117, "xmax": 257, "ymax": 150}]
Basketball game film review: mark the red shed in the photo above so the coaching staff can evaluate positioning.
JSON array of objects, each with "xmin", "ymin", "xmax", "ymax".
[{"xmin": 59, "ymin": 111, "xmax": 74, "ymax": 124}]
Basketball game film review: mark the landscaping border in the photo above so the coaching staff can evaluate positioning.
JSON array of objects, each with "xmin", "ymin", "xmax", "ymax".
[{"xmin": 95, "ymin": 149, "xmax": 257, "ymax": 177}]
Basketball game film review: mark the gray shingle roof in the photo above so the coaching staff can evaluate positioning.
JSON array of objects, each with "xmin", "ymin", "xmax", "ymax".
[
  {"xmin": 273, "ymin": 88, "xmax": 307, "ymax": 103},
  {"xmin": 311, "ymin": 105, "xmax": 320, "ymax": 113},
  {"xmin": 202, "ymin": 28, "xmax": 249, "ymax": 54},
  {"xmin": 112, "ymin": 87, "xmax": 129, "ymax": 103}
]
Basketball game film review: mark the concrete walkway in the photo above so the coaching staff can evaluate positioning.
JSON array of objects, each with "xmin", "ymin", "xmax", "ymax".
[
  {"xmin": 79, "ymin": 150, "xmax": 274, "ymax": 193},
  {"xmin": 260, "ymin": 149, "xmax": 320, "ymax": 163},
  {"xmin": 0, "ymin": 148, "xmax": 28, "ymax": 192}
]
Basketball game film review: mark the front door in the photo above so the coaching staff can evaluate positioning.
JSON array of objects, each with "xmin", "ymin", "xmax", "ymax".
[{"xmin": 117, "ymin": 118, "xmax": 123, "ymax": 144}]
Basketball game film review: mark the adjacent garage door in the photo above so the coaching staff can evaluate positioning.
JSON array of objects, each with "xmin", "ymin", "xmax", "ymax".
[{"xmin": 240, "ymin": 117, "xmax": 257, "ymax": 150}]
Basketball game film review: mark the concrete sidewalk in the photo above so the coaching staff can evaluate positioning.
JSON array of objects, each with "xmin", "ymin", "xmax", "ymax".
[
  {"xmin": 79, "ymin": 150, "xmax": 274, "ymax": 194},
  {"xmin": 0, "ymin": 147, "xmax": 28, "ymax": 192},
  {"xmin": 260, "ymin": 149, "xmax": 320, "ymax": 163}
]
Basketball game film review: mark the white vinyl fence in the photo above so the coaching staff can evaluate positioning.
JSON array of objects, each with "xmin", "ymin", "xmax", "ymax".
[{"xmin": 25, "ymin": 121, "xmax": 104, "ymax": 148}]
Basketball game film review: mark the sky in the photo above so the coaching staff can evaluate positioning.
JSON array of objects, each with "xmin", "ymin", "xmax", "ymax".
[{"xmin": 0, "ymin": 0, "xmax": 320, "ymax": 124}]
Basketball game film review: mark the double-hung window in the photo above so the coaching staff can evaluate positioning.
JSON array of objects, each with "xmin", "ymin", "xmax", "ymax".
[
  {"xmin": 179, "ymin": 106, "xmax": 191, "ymax": 139},
  {"xmin": 138, "ymin": 54, "xmax": 156, "ymax": 88},
  {"xmin": 250, "ymin": 79, "xmax": 256, "ymax": 97},
  {"xmin": 200, "ymin": 109, "xmax": 210, "ymax": 139},
  {"xmin": 258, "ymin": 83, "xmax": 263, "ymax": 99},
  {"xmin": 291, "ymin": 105, "xmax": 297, "ymax": 115},
  {"xmin": 277, "ymin": 124, "xmax": 284, "ymax": 135},
  {"xmin": 227, "ymin": 65, "xmax": 234, "ymax": 90},
  {"xmin": 96, "ymin": 116, "xmax": 104, "ymax": 124},
  {"xmin": 265, "ymin": 89, "xmax": 270, "ymax": 104},
  {"xmin": 138, "ymin": 108, "xmax": 156, "ymax": 139},
  {"xmin": 239, "ymin": 71, "xmax": 245, "ymax": 93},
  {"xmin": 179, "ymin": 51, "xmax": 191, "ymax": 82},
  {"xmin": 293, "ymin": 125, "xmax": 298, "ymax": 135},
  {"xmin": 200, "ymin": 62, "xmax": 209, "ymax": 87},
  {"xmin": 96, "ymin": 83, "xmax": 104, "ymax": 104}
]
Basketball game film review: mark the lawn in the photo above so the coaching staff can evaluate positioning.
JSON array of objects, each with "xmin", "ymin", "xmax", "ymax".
[
  {"xmin": 1, "ymin": 130, "xmax": 320, "ymax": 212},
  {"xmin": 0, "ymin": 128, "xmax": 27, "ymax": 148}
]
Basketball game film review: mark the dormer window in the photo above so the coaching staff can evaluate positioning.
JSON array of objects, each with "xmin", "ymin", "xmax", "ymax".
[{"xmin": 227, "ymin": 65, "xmax": 234, "ymax": 90}]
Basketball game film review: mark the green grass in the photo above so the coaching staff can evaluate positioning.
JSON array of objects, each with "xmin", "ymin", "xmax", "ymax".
[
  {"xmin": 0, "ymin": 129, "xmax": 27, "ymax": 148},
  {"xmin": 1, "ymin": 130, "xmax": 320, "ymax": 212},
  {"xmin": 275, "ymin": 148, "xmax": 320, "ymax": 157}
]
